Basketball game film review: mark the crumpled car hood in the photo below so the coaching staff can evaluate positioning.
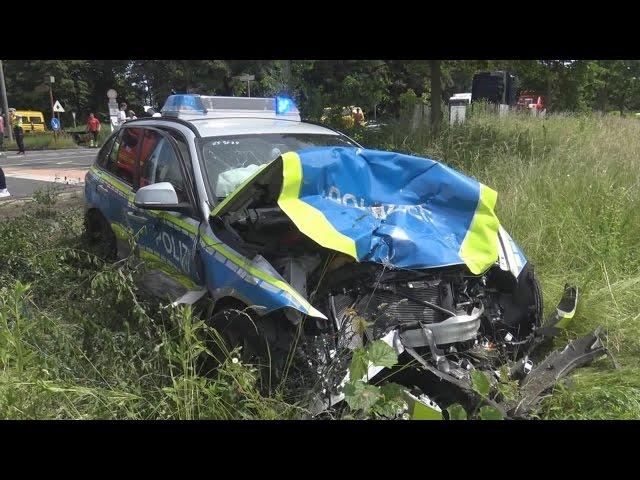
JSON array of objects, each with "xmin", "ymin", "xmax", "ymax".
[{"xmin": 216, "ymin": 147, "xmax": 503, "ymax": 275}]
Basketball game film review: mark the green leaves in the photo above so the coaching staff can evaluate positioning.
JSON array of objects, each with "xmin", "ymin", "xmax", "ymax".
[
  {"xmin": 348, "ymin": 339, "xmax": 398, "ymax": 382},
  {"xmin": 343, "ymin": 381, "xmax": 382, "ymax": 413},
  {"xmin": 445, "ymin": 403, "xmax": 504, "ymax": 420},
  {"xmin": 367, "ymin": 340, "xmax": 398, "ymax": 369},
  {"xmin": 471, "ymin": 370, "xmax": 491, "ymax": 397},
  {"xmin": 478, "ymin": 406, "xmax": 504, "ymax": 420},
  {"xmin": 348, "ymin": 348, "xmax": 369, "ymax": 381},
  {"xmin": 343, "ymin": 339, "xmax": 403, "ymax": 418},
  {"xmin": 446, "ymin": 404, "xmax": 468, "ymax": 420}
]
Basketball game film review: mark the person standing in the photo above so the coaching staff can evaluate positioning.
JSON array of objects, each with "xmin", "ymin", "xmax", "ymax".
[
  {"xmin": 0, "ymin": 166, "xmax": 10, "ymax": 198},
  {"xmin": 117, "ymin": 102, "xmax": 128, "ymax": 127},
  {"xmin": 13, "ymin": 116, "xmax": 25, "ymax": 155},
  {"xmin": 86, "ymin": 113, "xmax": 101, "ymax": 147}
]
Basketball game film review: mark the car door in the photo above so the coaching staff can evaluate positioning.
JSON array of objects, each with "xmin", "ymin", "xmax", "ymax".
[
  {"xmin": 87, "ymin": 127, "xmax": 138, "ymax": 258},
  {"xmin": 125, "ymin": 126, "xmax": 203, "ymax": 301}
]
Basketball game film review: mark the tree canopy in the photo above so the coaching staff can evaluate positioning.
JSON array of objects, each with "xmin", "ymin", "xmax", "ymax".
[{"xmin": 4, "ymin": 60, "xmax": 640, "ymax": 125}]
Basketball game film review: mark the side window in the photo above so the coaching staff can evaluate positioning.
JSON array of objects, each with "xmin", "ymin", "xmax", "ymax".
[
  {"xmin": 96, "ymin": 133, "xmax": 117, "ymax": 168},
  {"xmin": 139, "ymin": 129, "xmax": 189, "ymax": 203},
  {"xmin": 105, "ymin": 127, "xmax": 141, "ymax": 185}
]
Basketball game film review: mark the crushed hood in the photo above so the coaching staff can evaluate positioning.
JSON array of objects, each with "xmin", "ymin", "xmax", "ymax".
[{"xmin": 215, "ymin": 147, "xmax": 502, "ymax": 275}]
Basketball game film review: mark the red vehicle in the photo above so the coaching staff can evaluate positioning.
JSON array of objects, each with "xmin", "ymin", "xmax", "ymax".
[{"xmin": 517, "ymin": 91, "xmax": 545, "ymax": 111}]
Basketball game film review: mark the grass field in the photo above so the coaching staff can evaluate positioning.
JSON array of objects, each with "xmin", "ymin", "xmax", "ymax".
[
  {"xmin": 365, "ymin": 109, "xmax": 640, "ymax": 419},
  {"xmin": 1, "ymin": 110, "xmax": 638, "ymax": 419},
  {"xmin": 4, "ymin": 132, "xmax": 77, "ymax": 150}
]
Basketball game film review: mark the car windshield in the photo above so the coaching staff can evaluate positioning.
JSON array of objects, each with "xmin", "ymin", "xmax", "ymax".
[{"xmin": 200, "ymin": 133, "xmax": 357, "ymax": 199}]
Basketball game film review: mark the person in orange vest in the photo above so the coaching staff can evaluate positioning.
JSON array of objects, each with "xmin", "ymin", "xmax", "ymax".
[{"xmin": 86, "ymin": 113, "xmax": 101, "ymax": 147}]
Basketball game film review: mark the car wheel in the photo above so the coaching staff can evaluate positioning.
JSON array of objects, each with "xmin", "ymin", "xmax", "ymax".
[
  {"xmin": 201, "ymin": 305, "xmax": 289, "ymax": 392},
  {"xmin": 84, "ymin": 210, "xmax": 117, "ymax": 260}
]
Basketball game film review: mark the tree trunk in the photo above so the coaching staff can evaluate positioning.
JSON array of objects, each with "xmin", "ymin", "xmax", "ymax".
[{"xmin": 429, "ymin": 60, "xmax": 441, "ymax": 134}]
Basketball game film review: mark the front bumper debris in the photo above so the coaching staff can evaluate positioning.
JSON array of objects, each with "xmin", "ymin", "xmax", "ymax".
[{"xmin": 310, "ymin": 283, "xmax": 612, "ymax": 420}]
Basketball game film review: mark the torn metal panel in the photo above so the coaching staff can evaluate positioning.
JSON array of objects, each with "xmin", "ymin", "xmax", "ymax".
[{"xmin": 508, "ymin": 328, "xmax": 608, "ymax": 417}]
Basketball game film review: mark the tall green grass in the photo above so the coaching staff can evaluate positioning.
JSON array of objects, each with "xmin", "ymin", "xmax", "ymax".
[
  {"xmin": 1, "ymin": 111, "xmax": 639, "ymax": 419},
  {"xmin": 4, "ymin": 132, "xmax": 76, "ymax": 150},
  {"xmin": 0, "ymin": 194, "xmax": 302, "ymax": 419},
  {"xmin": 362, "ymin": 110, "xmax": 640, "ymax": 419}
]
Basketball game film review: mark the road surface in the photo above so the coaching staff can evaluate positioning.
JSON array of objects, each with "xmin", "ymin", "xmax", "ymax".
[{"xmin": 0, "ymin": 148, "xmax": 96, "ymax": 200}]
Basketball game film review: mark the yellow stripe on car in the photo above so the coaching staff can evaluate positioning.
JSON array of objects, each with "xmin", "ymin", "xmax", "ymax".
[
  {"xmin": 200, "ymin": 234, "xmax": 327, "ymax": 319},
  {"xmin": 110, "ymin": 221, "xmax": 132, "ymax": 241},
  {"xmin": 277, "ymin": 152, "xmax": 358, "ymax": 260},
  {"xmin": 138, "ymin": 248, "xmax": 199, "ymax": 290},
  {"xmin": 459, "ymin": 183, "xmax": 500, "ymax": 275},
  {"xmin": 89, "ymin": 166, "xmax": 132, "ymax": 197}
]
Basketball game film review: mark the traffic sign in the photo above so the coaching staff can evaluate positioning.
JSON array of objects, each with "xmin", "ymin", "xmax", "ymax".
[
  {"xmin": 53, "ymin": 100, "xmax": 65, "ymax": 113},
  {"xmin": 50, "ymin": 117, "xmax": 60, "ymax": 131}
]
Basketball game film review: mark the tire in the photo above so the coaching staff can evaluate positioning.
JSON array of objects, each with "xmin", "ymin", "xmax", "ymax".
[
  {"xmin": 200, "ymin": 304, "xmax": 291, "ymax": 392},
  {"xmin": 84, "ymin": 210, "xmax": 117, "ymax": 261}
]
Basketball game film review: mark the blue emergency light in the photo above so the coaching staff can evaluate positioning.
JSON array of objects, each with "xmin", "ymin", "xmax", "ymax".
[
  {"xmin": 275, "ymin": 96, "xmax": 295, "ymax": 115},
  {"xmin": 160, "ymin": 94, "xmax": 300, "ymax": 121},
  {"xmin": 161, "ymin": 94, "xmax": 206, "ymax": 115}
]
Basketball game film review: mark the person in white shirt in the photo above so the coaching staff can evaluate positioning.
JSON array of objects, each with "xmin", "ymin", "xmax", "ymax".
[{"xmin": 117, "ymin": 103, "xmax": 128, "ymax": 127}]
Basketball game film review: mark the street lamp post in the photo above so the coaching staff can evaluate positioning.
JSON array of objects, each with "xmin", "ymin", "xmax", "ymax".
[
  {"xmin": 0, "ymin": 60, "xmax": 13, "ymax": 142},
  {"xmin": 45, "ymin": 75, "xmax": 55, "ymax": 125}
]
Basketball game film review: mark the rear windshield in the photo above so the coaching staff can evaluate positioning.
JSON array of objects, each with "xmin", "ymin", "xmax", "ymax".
[{"xmin": 200, "ymin": 133, "xmax": 357, "ymax": 199}]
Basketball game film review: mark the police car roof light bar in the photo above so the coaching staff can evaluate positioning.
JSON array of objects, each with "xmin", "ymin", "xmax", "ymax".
[{"xmin": 161, "ymin": 94, "xmax": 300, "ymax": 121}]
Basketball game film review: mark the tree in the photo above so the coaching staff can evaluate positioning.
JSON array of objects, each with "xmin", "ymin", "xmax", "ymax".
[{"xmin": 429, "ymin": 60, "xmax": 442, "ymax": 134}]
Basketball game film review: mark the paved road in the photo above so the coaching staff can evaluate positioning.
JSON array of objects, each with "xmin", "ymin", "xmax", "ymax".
[{"xmin": 0, "ymin": 148, "xmax": 96, "ymax": 200}]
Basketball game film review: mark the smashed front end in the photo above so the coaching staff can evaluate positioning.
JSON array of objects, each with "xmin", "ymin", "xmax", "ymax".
[{"xmin": 206, "ymin": 147, "xmax": 609, "ymax": 418}]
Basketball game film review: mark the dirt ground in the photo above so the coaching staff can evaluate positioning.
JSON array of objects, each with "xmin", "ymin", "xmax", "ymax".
[{"xmin": 0, "ymin": 187, "xmax": 85, "ymax": 219}]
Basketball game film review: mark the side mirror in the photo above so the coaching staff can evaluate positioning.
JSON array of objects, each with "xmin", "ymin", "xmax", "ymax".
[{"xmin": 134, "ymin": 182, "xmax": 193, "ymax": 214}]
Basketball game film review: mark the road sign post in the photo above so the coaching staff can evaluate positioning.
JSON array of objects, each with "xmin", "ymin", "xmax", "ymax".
[
  {"xmin": 50, "ymin": 117, "xmax": 60, "ymax": 145},
  {"xmin": 44, "ymin": 75, "xmax": 58, "ymax": 143},
  {"xmin": 52, "ymin": 99, "xmax": 64, "ymax": 142},
  {"xmin": 233, "ymin": 74, "xmax": 255, "ymax": 98}
]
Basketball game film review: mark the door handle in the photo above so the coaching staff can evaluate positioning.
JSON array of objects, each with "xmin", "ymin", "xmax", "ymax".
[
  {"xmin": 97, "ymin": 184, "xmax": 109, "ymax": 195},
  {"xmin": 126, "ymin": 210, "xmax": 149, "ymax": 224}
]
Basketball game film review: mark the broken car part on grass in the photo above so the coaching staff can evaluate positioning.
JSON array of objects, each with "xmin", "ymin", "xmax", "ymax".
[{"xmin": 203, "ymin": 147, "xmax": 610, "ymax": 419}]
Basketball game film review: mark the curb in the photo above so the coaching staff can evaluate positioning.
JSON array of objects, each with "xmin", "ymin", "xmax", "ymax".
[{"xmin": 0, "ymin": 186, "xmax": 84, "ymax": 209}]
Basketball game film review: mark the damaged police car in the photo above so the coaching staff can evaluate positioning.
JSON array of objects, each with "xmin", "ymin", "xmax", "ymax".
[{"xmin": 84, "ymin": 94, "xmax": 609, "ymax": 419}]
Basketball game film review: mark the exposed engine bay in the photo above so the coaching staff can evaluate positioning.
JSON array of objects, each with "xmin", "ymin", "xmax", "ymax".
[
  {"xmin": 210, "ymin": 203, "xmax": 605, "ymax": 419},
  {"xmin": 204, "ymin": 148, "xmax": 611, "ymax": 419}
]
